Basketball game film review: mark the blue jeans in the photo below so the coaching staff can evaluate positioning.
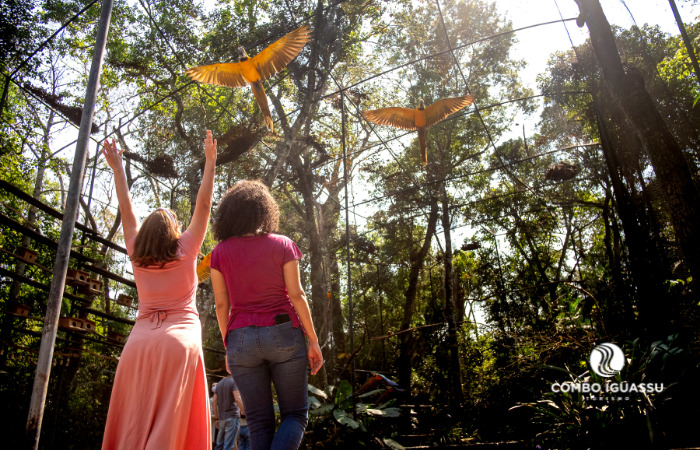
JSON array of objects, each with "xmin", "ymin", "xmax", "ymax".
[
  {"xmin": 238, "ymin": 424, "xmax": 250, "ymax": 450},
  {"xmin": 227, "ymin": 322, "xmax": 308, "ymax": 450},
  {"xmin": 215, "ymin": 417, "xmax": 240, "ymax": 450}
]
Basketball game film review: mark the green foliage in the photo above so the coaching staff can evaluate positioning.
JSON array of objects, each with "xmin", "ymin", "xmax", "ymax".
[
  {"xmin": 513, "ymin": 334, "xmax": 699, "ymax": 448},
  {"xmin": 304, "ymin": 381, "xmax": 402, "ymax": 448}
]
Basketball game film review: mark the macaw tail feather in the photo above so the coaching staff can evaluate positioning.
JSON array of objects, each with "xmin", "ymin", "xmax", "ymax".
[
  {"xmin": 418, "ymin": 128, "xmax": 427, "ymax": 166},
  {"xmin": 251, "ymin": 81, "xmax": 274, "ymax": 132}
]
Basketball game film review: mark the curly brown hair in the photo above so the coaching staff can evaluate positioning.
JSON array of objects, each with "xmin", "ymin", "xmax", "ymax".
[
  {"xmin": 131, "ymin": 208, "xmax": 181, "ymax": 267},
  {"xmin": 213, "ymin": 180, "xmax": 279, "ymax": 241}
]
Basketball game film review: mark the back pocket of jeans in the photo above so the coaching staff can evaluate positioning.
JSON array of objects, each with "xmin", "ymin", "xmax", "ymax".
[
  {"xmin": 226, "ymin": 328, "xmax": 245, "ymax": 360},
  {"xmin": 268, "ymin": 322, "xmax": 301, "ymax": 353}
]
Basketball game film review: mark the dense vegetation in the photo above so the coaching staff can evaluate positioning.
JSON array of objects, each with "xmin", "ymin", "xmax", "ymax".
[{"xmin": 1, "ymin": 0, "xmax": 699, "ymax": 448}]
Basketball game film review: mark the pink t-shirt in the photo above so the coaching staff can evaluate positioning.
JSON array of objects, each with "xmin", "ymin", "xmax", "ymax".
[
  {"xmin": 210, "ymin": 233, "xmax": 303, "ymax": 333},
  {"xmin": 125, "ymin": 229, "xmax": 203, "ymax": 316}
]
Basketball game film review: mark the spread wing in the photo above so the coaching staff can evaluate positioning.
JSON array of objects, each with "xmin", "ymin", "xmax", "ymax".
[
  {"xmin": 185, "ymin": 63, "xmax": 249, "ymax": 88},
  {"xmin": 424, "ymin": 95, "xmax": 475, "ymax": 128},
  {"xmin": 362, "ymin": 107, "xmax": 417, "ymax": 130},
  {"xmin": 252, "ymin": 24, "xmax": 312, "ymax": 81}
]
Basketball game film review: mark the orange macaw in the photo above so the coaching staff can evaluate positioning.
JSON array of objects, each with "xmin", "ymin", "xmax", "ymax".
[
  {"xmin": 196, "ymin": 252, "xmax": 212, "ymax": 284},
  {"xmin": 362, "ymin": 95, "xmax": 475, "ymax": 165},
  {"xmin": 185, "ymin": 25, "xmax": 312, "ymax": 132}
]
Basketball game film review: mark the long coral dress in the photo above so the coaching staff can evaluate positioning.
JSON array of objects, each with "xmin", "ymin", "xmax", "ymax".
[{"xmin": 102, "ymin": 230, "xmax": 211, "ymax": 450}]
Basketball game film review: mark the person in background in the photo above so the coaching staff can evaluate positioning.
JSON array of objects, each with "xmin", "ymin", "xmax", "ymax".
[
  {"xmin": 237, "ymin": 413, "xmax": 250, "ymax": 450},
  {"xmin": 212, "ymin": 374, "xmax": 243, "ymax": 450},
  {"xmin": 211, "ymin": 382, "xmax": 219, "ymax": 447},
  {"xmin": 101, "ymin": 131, "xmax": 217, "ymax": 450},
  {"xmin": 210, "ymin": 180, "xmax": 323, "ymax": 450}
]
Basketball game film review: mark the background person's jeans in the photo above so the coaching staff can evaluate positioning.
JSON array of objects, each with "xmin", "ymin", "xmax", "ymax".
[
  {"xmin": 238, "ymin": 424, "xmax": 250, "ymax": 450},
  {"xmin": 215, "ymin": 417, "xmax": 240, "ymax": 450},
  {"xmin": 227, "ymin": 322, "xmax": 308, "ymax": 450}
]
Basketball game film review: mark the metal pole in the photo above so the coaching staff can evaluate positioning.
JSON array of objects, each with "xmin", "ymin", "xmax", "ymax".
[
  {"xmin": 25, "ymin": 0, "xmax": 113, "ymax": 447},
  {"xmin": 668, "ymin": 0, "xmax": 700, "ymax": 89},
  {"xmin": 340, "ymin": 89, "xmax": 355, "ymax": 416}
]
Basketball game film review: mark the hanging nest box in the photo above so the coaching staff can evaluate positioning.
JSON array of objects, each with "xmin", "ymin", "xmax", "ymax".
[
  {"xmin": 79, "ymin": 278, "xmax": 103, "ymax": 296},
  {"xmin": 6, "ymin": 300, "xmax": 31, "ymax": 317},
  {"xmin": 15, "ymin": 247, "xmax": 38, "ymax": 264},
  {"xmin": 59, "ymin": 317, "xmax": 85, "ymax": 332},
  {"xmin": 116, "ymin": 294, "xmax": 134, "ymax": 308},
  {"xmin": 107, "ymin": 330, "xmax": 126, "ymax": 344},
  {"xmin": 65, "ymin": 269, "xmax": 90, "ymax": 287},
  {"xmin": 545, "ymin": 161, "xmax": 579, "ymax": 181},
  {"xmin": 82, "ymin": 319, "xmax": 96, "ymax": 333}
]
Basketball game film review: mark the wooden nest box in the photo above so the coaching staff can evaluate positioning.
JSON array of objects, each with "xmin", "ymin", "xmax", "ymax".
[
  {"xmin": 107, "ymin": 330, "xmax": 126, "ymax": 344},
  {"xmin": 79, "ymin": 278, "xmax": 103, "ymax": 296},
  {"xmin": 59, "ymin": 317, "xmax": 85, "ymax": 332},
  {"xmin": 116, "ymin": 294, "xmax": 134, "ymax": 308},
  {"xmin": 15, "ymin": 247, "xmax": 38, "ymax": 264},
  {"xmin": 82, "ymin": 319, "xmax": 96, "ymax": 332},
  {"xmin": 7, "ymin": 300, "xmax": 31, "ymax": 317},
  {"xmin": 461, "ymin": 242, "xmax": 481, "ymax": 251},
  {"xmin": 65, "ymin": 269, "xmax": 90, "ymax": 286}
]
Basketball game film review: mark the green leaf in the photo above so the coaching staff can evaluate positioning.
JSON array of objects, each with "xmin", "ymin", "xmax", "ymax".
[
  {"xmin": 333, "ymin": 409, "xmax": 360, "ymax": 429},
  {"xmin": 309, "ymin": 403, "xmax": 334, "ymax": 416},
  {"xmin": 308, "ymin": 384, "xmax": 328, "ymax": 400},
  {"xmin": 309, "ymin": 396, "xmax": 321, "ymax": 409},
  {"xmin": 366, "ymin": 407, "xmax": 401, "ymax": 418},
  {"xmin": 334, "ymin": 380, "xmax": 353, "ymax": 410},
  {"xmin": 382, "ymin": 438, "xmax": 406, "ymax": 449}
]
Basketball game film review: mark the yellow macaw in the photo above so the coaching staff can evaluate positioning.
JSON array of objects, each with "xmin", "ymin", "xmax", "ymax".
[
  {"xmin": 362, "ymin": 95, "xmax": 475, "ymax": 165},
  {"xmin": 185, "ymin": 25, "xmax": 312, "ymax": 132},
  {"xmin": 196, "ymin": 252, "xmax": 212, "ymax": 284}
]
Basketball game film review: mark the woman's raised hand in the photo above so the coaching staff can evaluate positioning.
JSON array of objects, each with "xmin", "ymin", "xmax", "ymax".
[
  {"xmin": 308, "ymin": 341, "xmax": 324, "ymax": 375},
  {"xmin": 102, "ymin": 139, "xmax": 124, "ymax": 172},
  {"xmin": 204, "ymin": 130, "xmax": 217, "ymax": 161}
]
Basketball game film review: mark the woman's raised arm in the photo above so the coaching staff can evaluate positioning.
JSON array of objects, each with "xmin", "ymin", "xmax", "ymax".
[
  {"xmin": 187, "ymin": 130, "xmax": 217, "ymax": 241},
  {"xmin": 102, "ymin": 139, "xmax": 138, "ymax": 240}
]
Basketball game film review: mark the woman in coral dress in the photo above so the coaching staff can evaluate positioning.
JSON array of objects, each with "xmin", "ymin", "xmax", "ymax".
[{"xmin": 101, "ymin": 131, "xmax": 217, "ymax": 450}]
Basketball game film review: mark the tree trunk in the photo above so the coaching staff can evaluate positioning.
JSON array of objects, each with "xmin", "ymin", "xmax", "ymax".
[
  {"xmin": 594, "ymin": 101, "xmax": 670, "ymax": 335},
  {"xmin": 439, "ymin": 180, "xmax": 464, "ymax": 408},
  {"xmin": 398, "ymin": 202, "xmax": 439, "ymax": 389},
  {"xmin": 578, "ymin": 0, "xmax": 700, "ymax": 291}
]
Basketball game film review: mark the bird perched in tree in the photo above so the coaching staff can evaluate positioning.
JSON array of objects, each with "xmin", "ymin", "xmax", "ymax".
[
  {"xmin": 362, "ymin": 95, "xmax": 475, "ymax": 165},
  {"xmin": 185, "ymin": 25, "xmax": 312, "ymax": 133}
]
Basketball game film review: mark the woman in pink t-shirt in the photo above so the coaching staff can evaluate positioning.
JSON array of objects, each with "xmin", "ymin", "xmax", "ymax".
[
  {"xmin": 210, "ymin": 180, "xmax": 323, "ymax": 450},
  {"xmin": 101, "ymin": 131, "xmax": 217, "ymax": 450}
]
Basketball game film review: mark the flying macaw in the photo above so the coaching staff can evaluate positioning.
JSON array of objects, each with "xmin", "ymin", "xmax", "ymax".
[
  {"xmin": 185, "ymin": 25, "xmax": 312, "ymax": 132},
  {"xmin": 362, "ymin": 95, "xmax": 475, "ymax": 165}
]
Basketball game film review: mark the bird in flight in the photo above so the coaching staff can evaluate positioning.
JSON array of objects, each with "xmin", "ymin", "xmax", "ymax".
[
  {"xmin": 362, "ymin": 95, "xmax": 475, "ymax": 165},
  {"xmin": 185, "ymin": 25, "xmax": 312, "ymax": 133}
]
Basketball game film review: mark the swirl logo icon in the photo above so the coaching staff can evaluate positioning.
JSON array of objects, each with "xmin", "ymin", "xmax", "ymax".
[{"xmin": 590, "ymin": 343, "xmax": 625, "ymax": 377}]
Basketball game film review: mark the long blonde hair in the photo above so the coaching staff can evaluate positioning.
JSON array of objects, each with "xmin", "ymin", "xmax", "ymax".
[{"xmin": 131, "ymin": 208, "xmax": 181, "ymax": 267}]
